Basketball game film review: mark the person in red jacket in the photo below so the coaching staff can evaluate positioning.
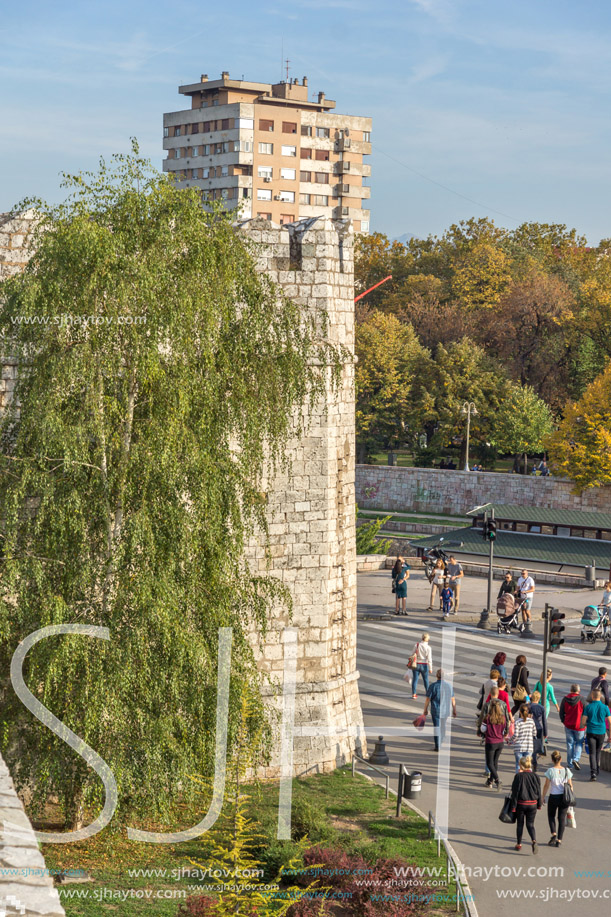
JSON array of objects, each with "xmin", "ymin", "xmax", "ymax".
[{"xmin": 559, "ymin": 683, "xmax": 585, "ymax": 770}]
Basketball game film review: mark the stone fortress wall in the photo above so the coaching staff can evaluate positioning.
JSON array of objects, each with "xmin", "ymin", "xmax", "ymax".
[{"xmin": 0, "ymin": 211, "xmax": 365, "ymax": 785}]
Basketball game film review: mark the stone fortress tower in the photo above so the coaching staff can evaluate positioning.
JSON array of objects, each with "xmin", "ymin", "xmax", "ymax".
[{"xmin": 0, "ymin": 210, "xmax": 365, "ymax": 778}]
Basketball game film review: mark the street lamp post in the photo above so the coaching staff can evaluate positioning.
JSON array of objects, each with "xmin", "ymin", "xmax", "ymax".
[{"xmin": 461, "ymin": 402, "xmax": 478, "ymax": 471}]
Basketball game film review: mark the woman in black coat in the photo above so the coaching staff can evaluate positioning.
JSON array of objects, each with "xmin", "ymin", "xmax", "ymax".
[
  {"xmin": 510, "ymin": 755, "xmax": 542, "ymax": 852},
  {"xmin": 511, "ymin": 655, "xmax": 530, "ymax": 714}
]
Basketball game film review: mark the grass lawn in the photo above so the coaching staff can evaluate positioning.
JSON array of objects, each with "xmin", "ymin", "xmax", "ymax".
[{"xmin": 42, "ymin": 769, "xmax": 456, "ymax": 916}]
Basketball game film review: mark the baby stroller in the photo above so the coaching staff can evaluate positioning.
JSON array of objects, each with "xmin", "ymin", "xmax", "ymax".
[
  {"xmin": 496, "ymin": 593, "xmax": 526, "ymax": 635},
  {"xmin": 580, "ymin": 605, "xmax": 611, "ymax": 643}
]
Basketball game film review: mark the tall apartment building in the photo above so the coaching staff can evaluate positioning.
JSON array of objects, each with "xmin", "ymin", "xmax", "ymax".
[{"xmin": 162, "ymin": 71, "xmax": 371, "ymax": 231}]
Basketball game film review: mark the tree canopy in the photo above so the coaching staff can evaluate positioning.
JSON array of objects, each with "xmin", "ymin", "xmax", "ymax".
[{"xmin": 0, "ymin": 144, "xmax": 337, "ymax": 829}]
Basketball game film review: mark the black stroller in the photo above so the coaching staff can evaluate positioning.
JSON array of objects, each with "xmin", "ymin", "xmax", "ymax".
[{"xmin": 496, "ymin": 593, "xmax": 526, "ymax": 634}]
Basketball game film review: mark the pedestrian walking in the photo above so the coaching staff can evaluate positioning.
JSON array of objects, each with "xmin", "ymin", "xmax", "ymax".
[
  {"xmin": 542, "ymin": 751, "xmax": 574, "ymax": 847},
  {"xmin": 497, "ymin": 573, "xmax": 517, "ymax": 602},
  {"xmin": 534, "ymin": 669, "xmax": 560, "ymax": 717},
  {"xmin": 477, "ymin": 667, "xmax": 499, "ymax": 712},
  {"xmin": 590, "ymin": 666, "xmax": 610, "ymax": 706},
  {"xmin": 509, "ymin": 755, "xmax": 541, "ymax": 853},
  {"xmin": 482, "ymin": 695, "xmax": 508, "ymax": 790},
  {"xmin": 410, "ymin": 633, "xmax": 433, "ymax": 699},
  {"xmin": 427, "ymin": 560, "xmax": 445, "ymax": 612},
  {"xmin": 446, "ymin": 555, "xmax": 464, "ymax": 613},
  {"xmin": 490, "ymin": 678, "xmax": 513, "ymax": 720},
  {"xmin": 559, "ymin": 684, "xmax": 585, "ymax": 770},
  {"xmin": 581, "ymin": 689, "xmax": 611, "ymax": 781},
  {"xmin": 391, "ymin": 557, "xmax": 402, "ymax": 614},
  {"xmin": 510, "ymin": 655, "xmax": 530, "ymax": 711},
  {"xmin": 511, "ymin": 704, "xmax": 538, "ymax": 772},
  {"xmin": 393, "ymin": 556, "xmax": 410, "ymax": 616},
  {"xmin": 423, "ymin": 668, "xmax": 457, "ymax": 751},
  {"xmin": 492, "ymin": 652, "xmax": 508, "ymax": 682},
  {"xmin": 516, "ymin": 569, "xmax": 535, "ymax": 623},
  {"xmin": 528, "ymin": 691, "xmax": 548, "ymax": 772},
  {"xmin": 601, "ymin": 583, "xmax": 611, "ymax": 610}
]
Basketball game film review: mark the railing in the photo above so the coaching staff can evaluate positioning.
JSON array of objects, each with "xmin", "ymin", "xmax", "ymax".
[
  {"xmin": 351, "ymin": 754, "xmax": 389, "ymax": 798},
  {"xmin": 428, "ymin": 811, "xmax": 476, "ymax": 917}
]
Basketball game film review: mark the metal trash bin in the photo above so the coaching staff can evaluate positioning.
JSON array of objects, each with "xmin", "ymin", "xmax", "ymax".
[
  {"xmin": 402, "ymin": 770, "xmax": 422, "ymax": 800},
  {"xmin": 585, "ymin": 564, "xmax": 596, "ymax": 585}
]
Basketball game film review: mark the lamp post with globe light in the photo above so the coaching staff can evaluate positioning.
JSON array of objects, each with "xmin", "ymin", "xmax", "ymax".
[{"xmin": 462, "ymin": 402, "xmax": 478, "ymax": 471}]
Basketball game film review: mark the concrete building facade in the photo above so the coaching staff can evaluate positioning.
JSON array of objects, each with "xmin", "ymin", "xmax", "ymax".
[{"xmin": 162, "ymin": 71, "xmax": 372, "ymax": 232}]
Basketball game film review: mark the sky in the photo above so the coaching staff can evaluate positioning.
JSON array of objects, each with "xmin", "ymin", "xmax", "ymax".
[{"xmin": 2, "ymin": 0, "xmax": 611, "ymax": 242}]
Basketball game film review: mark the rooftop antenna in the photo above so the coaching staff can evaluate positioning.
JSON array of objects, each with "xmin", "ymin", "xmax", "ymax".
[{"xmin": 285, "ymin": 57, "xmax": 290, "ymax": 82}]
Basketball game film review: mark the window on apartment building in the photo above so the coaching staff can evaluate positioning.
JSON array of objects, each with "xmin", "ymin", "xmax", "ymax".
[
  {"xmin": 203, "ymin": 121, "xmax": 211, "ymax": 132},
  {"xmin": 316, "ymin": 127, "xmax": 330, "ymax": 138},
  {"xmin": 315, "ymin": 149, "xmax": 329, "ymax": 161},
  {"xmin": 164, "ymin": 127, "xmax": 169, "ymax": 138},
  {"xmin": 191, "ymin": 123, "xmax": 200, "ymax": 134},
  {"xmin": 203, "ymin": 168, "xmax": 210, "ymax": 179},
  {"xmin": 237, "ymin": 118, "xmax": 254, "ymax": 129},
  {"xmin": 282, "ymin": 121, "xmax": 297, "ymax": 133},
  {"xmin": 300, "ymin": 170, "xmax": 312, "ymax": 182},
  {"xmin": 363, "ymin": 131, "xmax": 371, "ymax": 142},
  {"xmin": 191, "ymin": 168, "xmax": 199, "ymax": 179},
  {"xmin": 281, "ymin": 145, "xmax": 297, "ymax": 157},
  {"xmin": 280, "ymin": 214, "xmax": 295, "ymax": 224},
  {"xmin": 234, "ymin": 140, "xmax": 253, "ymax": 152},
  {"xmin": 278, "ymin": 190, "xmax": 295, "ymax": 202},
  {"xmin": 221, "ymin": 165, "xmax": 229, "ymax": 177},
  {"xmin": 315, "ymin": 172, "xmax": 329, "ymax": 184},
  {"xmin": 257, "ymin": 212, "xmax": 272, "ymax": 220},
  {"xmin": 201, "ymin": 144, "xmax": 209, "ymax": 155},
  {"xmin": 258, "ymin": 166, "xmax": 273, "ymax": 179},
  {"xmin": 222, "ymin": 118, "xmax": 230, "ymax": 130},
  {"xmin": 300, "ymin": 148, "xmax": 312, "ymax": 160},
  {"xmin": 299, "ymin": 193, "xmax": 311, "ymax": 205},
  {"xmin": 242, "ymin": 188, "xmax": 251, "ymax": 198},
  {"xmin": 221, "ymin": 189, "xmax": 229, "ymax": 200},
  {"xmin": 280, "ymin": 167, "xmax": 296, "ymax": 180},
  {"xmin": 259, "ymin": 119, "xmax": 274, "ymax": 131},
  {"xmin": 257, "ymin": 189, "xmax": 272, "ymax": 201},
  {"xmin": 212, "ymin": 99, "xmax": 219, "ymax": 106},
  {"xmin": 258, "ymin": 142, "xmax": 273, "ymax": 154},
  {"xmin": 301, "ymin": 125, "xmax": 312, "ymax": 136},
  {"xmin": 174, "ymin": 126, "xmax": 182, "ymax": 137},
  {"xmin": 192, "ymin": 146, "xmax": 199, "ymax": 157},
  {"xmin": 314, "ymin": 195, "xmax": 329, "ymax": 205},
  {"xmin": 174, "ymin": 149, "xmax": 181, "ymax": 159}
]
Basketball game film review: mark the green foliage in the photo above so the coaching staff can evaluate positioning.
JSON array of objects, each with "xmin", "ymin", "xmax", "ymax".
[
  {"xmin": 355, "ymin": 311, "xmax": 434, "ymax": 454},
  {"xmin": 489, "ymin": 384, "xmax": 554, "ymax": 457},
  {"xmin": 355, "ymin": 506, "xmax": 391, "ymax": 555},
  {"xmin": 0, "ymin": 143, "xmax": 338, "ymax": 827}
]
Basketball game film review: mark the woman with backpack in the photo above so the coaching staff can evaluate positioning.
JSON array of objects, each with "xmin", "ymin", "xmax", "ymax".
[
  {"xmin": 482, "ymin": 696, "xmax": 508, "ymax": 790},
  {"xmin": 509, "ymin": 755, "xmax": 542, "ymax": 853},
  {"xmin": 511, "ymin": 705, "xmax": 538, "ymax": 772},
  {"xmin": 511, "ymin": 655, "xmax": 530, "ymax": 714},
  {"xmin": 542, "ymin": 750, "xmax": 574, "ymax": 847}
]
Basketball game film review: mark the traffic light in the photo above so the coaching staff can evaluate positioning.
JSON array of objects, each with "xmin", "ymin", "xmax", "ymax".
[
  {"xmin": 548, "ymin": 608, "xmax": 565, "ymax": 652},
  {"xmin": 482, "ymin": 519, "xmax": 497, "ymax": 541}
]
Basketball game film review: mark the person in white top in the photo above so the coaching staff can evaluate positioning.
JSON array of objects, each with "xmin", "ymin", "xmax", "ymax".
[
  {"xmin": 411, "ymin": 632, "xmax": 433, "ymax": 699},
  {"xmin": 517, "ymin": 569, "xmax": 535, "ymax": 624},
  {"xmin": 427, "ymin": 560, "xmax": 445, "ymax": 612}
]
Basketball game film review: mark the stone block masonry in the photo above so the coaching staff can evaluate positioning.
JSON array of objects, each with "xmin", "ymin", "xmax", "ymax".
[
  {"xmin": 239, "ymin": 216, "xmax": 365, "ymax": 777},
  {"xmin": 0, "ymin": 211, "xmax": 365, "ymax": 781},
  {"xmin": 356, "ymin": 464, "xmax": 611, "ymax": 517}
]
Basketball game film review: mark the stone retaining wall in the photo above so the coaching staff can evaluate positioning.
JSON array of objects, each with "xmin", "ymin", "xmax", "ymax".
[
  {"xmin": 0, "ymin": 753, "xmax": 64, "ymax": 916},
  {"xmin": 356, "ymin": 465, "xmax": 611, "ymax": 517}
]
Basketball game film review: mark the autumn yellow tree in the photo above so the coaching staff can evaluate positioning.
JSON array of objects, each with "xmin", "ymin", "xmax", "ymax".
[{"xmin": 548, "ymin": 362, "xmax": 611, "ymax": 490}]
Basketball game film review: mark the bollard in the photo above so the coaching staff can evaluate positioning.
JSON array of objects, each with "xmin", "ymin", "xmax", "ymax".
[
  {"xmin": 369, "ymin": 735, "xmax": 390, "ymax": 766},
  {"xmin": 477, "ymin": 607, "xmax": 492, "ymax": 630},
  {"xmin": 520, "ymin": 620, "xmax": 537, "ymax": 640}
]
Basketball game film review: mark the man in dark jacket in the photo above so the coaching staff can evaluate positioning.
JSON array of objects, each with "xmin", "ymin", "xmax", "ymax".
[
  {"xmin": 560, "ymin": 684, "xmax": 585, "ymax": 770},
  {"xmin": 591, "ymin": 667, "xmax": 609, "ymax": 706}
]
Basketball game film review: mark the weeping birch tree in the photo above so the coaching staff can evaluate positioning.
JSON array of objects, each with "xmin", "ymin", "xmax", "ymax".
[{"xmin": 0, "ymin": 144, "xmax": 336, "ymax": 830}]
